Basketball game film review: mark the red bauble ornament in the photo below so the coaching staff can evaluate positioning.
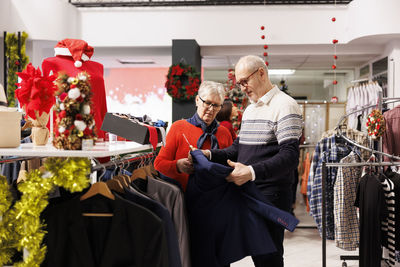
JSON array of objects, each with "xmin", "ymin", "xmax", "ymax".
[
  {"xmin": 15, "ymin": 61, "xmax": 20, "ymax": 66},
  {"xmin": 333, "ymin": 80, "xmax": 338, "ymax": 85},
  {"xmin": 263, "ymin": 52, "xmax": 268, "ymax": 57},
  {"xmin": 265, "ymin": 61, "xmax": 269, "ymax": 66},
  {"xmin": 332, "ymin": 17, "xmax": 336, "ymax": 22},
  {"xmin": 332, "ymin": 39, "xmax": 338, "ymax": 44},
  {"xmin": 333, "ymin": 55, "xmax": 338, "ymax": 59},
  {"xmin": 261, "ymin": 26, "xmax": 265, "ymax": 30},
  {"xmin": 263, "ymin": 45, "xmax": 269, "ymax": 49},
  {"xmin": 332, "ymin": 65, "xmax": 337, "ymax": 69},
  {"xmin": 261, "ymin": 35, "xmax": 265, "ymax": 39}
]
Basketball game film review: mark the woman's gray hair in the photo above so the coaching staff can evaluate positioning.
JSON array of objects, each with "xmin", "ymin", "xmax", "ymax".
[
  {"xmin": 236, "ymin": 55, "xmax": 268, "ymax": 74},
  {"xmin": 197, "ymin": 81, "xmax": 225, "ymax": 103}
]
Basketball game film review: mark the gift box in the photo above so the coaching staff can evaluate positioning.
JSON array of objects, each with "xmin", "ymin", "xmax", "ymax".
[
  {"xmin": 0, "ymin": 108, "xmax": 22, "ymax": 148},
  {"xmin": 100, "ymin": 113, "xmax": 162, "ymax": 145}
]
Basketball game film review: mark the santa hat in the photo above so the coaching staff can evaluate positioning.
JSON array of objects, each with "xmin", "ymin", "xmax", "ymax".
[{"xmin": 54, "ymin": 39, "xmax": 94, "ymax": 68}]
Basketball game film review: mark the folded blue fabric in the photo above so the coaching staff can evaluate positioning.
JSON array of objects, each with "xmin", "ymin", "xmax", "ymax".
[{"xmin": 186, "ymin": 150, "xmax": 299, "ymax": 267}]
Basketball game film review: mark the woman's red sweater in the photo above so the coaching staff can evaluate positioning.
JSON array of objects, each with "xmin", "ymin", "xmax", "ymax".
[{"xmin": 154, "ymin": 119, "xmax": 233, "ymax": 190}]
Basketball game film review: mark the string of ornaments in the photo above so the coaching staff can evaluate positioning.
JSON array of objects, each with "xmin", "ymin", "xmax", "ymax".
[
  {"xmin": 332, "ymin": 0, "xmax": 338, "ymax": 86},
  {"xmin": 260, "ymin": 25, "xmax": 269, "ymax": 66}
]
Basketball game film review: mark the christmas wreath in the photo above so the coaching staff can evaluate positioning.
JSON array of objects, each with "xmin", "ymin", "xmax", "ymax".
[
  {"xmin": 165, "ymin": 63, "xmax": 200, "ymax": 102},
  {"xmin": 53, "ymin": 72, "xmax": 96, "ymax": 150},
  {"xmin": 366, "ymin": 109, "xmax": 385, "ymax": 139}
]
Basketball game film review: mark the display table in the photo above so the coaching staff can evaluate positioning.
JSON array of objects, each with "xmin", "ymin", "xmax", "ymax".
[{"xmin": 0, "ymin": 141, "xmax": 160, "ymax": 157}]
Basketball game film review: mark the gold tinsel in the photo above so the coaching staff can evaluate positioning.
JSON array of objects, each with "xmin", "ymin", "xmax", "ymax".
[
  {"xmin": 0, "ymin": 175, "xmax": 16, "ymax": 266},
  {"xmin": 0, "ymin": 158, "xmax": 91, "ymax": 266}
]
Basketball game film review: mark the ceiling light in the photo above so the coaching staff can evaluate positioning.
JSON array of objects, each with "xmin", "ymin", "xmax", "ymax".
[
  {"xmin": 117, "ymin": 59, "xmax": 155, "ymax": 65},
  {"xmin": 268, "ymin": 69, "xmax": 296, "ymax": 75}
]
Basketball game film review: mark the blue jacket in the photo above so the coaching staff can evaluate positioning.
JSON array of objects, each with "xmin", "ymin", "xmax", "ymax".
[{"xmin": 186, "ymin": 150, "xmax": 299, "ymax": 267}]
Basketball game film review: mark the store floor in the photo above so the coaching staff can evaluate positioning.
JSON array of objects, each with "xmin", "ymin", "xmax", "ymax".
[{"xmin": 232, "ymin": 188, "xmax": 359, "ymax": 267}]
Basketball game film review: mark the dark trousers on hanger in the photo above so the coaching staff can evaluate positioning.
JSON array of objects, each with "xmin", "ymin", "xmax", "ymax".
[{"xmin": 251, "ymin": 187, "xmax": 293, "ymax": 267}]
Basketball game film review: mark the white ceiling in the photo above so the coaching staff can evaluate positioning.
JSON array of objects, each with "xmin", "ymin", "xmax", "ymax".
[{"xmin": 92, "ymin": 34, "xmax": 400, "ymax": 72}]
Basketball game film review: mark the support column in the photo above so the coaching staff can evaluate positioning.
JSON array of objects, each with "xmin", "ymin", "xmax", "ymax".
[{"xmin": 171, "ymin": 39, "xmax": 201, "ymax": 122}]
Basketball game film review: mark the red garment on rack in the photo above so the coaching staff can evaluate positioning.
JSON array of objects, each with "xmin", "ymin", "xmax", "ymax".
[{"xmin": 383, "ymin": 105, "xmax": 400, "ymax": 162}]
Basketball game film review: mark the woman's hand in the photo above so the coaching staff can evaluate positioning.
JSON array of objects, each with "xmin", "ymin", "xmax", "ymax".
[{"xmin": 176, "ymin": 158, "xmax": 194, "ymax": 174}]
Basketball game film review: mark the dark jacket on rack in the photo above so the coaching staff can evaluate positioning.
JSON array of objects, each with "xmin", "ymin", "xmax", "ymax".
[
  {"xmin": 119, "ymin": 186, "xmax": 182, "ymax": 267},
  {"xmin": 42, "ymin": 194, "xmax": 168, "ymax": 267},
  {"xmin": 185, "ymin": 150, "xmax": 299, "ymax": 267}
]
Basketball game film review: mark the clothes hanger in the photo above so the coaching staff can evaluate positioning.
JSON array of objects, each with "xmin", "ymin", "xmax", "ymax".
[
  {"xmin": 80, "ymin": 181, "xmax": 115, "ymax": 217},
  {"xmin": 106, "ymin": 179, "xmax": 124, "ymax": 193},
  {"xmin": 130, "ymin": 154, "xmax": 147, "ymax": 181}
]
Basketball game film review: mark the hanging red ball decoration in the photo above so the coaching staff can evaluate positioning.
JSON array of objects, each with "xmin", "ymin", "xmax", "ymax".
[
  {"xmin": 333, "ymin": 55, "xmax": 338, "ymax": 59},
  {"xmin": 332, "ymin": 39, "xmax": 338, "ymax": 44},
  {"xmin": 261, "ymin": 35, "xmax": 265, "ymax": 39},
  {"xmin": 332, "ymin": 65, "xmax": 337, "ymax": 69},
  {"xmin": 261, "ymin": 26, "xmax": 265, "ymax": 30},
  {"xmin": 264, "ymin": 45, "xmax": 269, "ymax": 49},
  {"xmin": 333, "ymin": 80, "xmax": 338, "ymax": 85},
  {"xmin": 265, "ymin": 61, "xmax": 269, "ymax": 66},
  {"xmin": 332, "ymin": 17, "xmax": 336, "ymax": 22},
  {"xmin": 263, "ymin": 52, "xmax": 268, "ymax": 57}
]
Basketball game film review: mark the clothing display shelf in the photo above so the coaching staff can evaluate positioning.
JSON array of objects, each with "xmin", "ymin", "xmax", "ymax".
[
  {"xmin": 0, "ymin": 141, "xmax": 160, "ymax": 158},
  {"xmin": 319, "ymin": 91, "xmax": 400, "ymax": 267}
]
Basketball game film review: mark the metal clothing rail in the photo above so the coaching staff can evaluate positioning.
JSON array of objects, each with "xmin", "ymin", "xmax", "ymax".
[
  {"xmin": 321, "ymin": 161, "xmax": 400, "ymax": 267},
  {"xmin": 91, "ymin": 152, "xmax": 157, "ymax": 173},
  {"xmin": 318, "ymin": 92, "xmax": 400, "ymax": 267}
]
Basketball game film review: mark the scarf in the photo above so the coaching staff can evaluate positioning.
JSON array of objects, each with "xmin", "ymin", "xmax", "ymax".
[{"xmin": 187, "ymin": 113, "xmax": 220, "ymax": 149}]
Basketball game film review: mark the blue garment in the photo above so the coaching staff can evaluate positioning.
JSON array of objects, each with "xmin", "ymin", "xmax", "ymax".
[
  {"xmin": 186, "ymin": 150, "xmax": 299, "ymax": 267},
  {"xmin": 120, "ymin": 187, "xmax": 182, "ymax": 267},
  {"xmin": 308, "ymin": 135, "xmax": 351, "ymax": 240},
  {"xmin": 187, "ymin": 113, "xmax": 220, "ymax": 149}
]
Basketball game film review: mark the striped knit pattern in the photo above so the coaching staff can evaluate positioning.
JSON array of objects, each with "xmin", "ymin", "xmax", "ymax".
[
  {"xmin": 239, "ymin": 86, "xmax": 302, "ymax": 146},
  {"xmin": 382, "ymin": 177, "xmax": 396, "ymax": 266}
]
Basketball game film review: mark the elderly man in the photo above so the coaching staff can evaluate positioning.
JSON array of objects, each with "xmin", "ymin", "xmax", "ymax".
[{"xmin": 204, "ymin": 55, "xmax": 303, "ymax": 267}]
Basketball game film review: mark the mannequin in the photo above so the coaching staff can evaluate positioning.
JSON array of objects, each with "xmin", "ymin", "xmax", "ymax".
[{"xmin": 42, "ymin": 39, "xmax": 107, "ymax": 139}]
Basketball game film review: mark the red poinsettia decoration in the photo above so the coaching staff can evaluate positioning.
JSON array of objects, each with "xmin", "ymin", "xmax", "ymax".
[
  {"xmin": 15, "ymin": 63, "xmax": 57, "ymax": 119},
  {"xmin": 165, "ymin": 63, "xmax": 201, "ymax": 102}
]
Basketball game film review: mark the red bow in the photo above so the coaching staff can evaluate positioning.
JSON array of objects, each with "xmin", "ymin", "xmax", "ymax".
[{"xmin": 16, "ymin": 63, "xmax": 57, "ymax": 119}]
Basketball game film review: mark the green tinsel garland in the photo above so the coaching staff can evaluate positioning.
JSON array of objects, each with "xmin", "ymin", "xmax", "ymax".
[
  {"xmin": 0, "ymin": 158, "xmax": 91, "ymax": 266},
  {"xmin": 5, "ymin": 32, "xmax": 29, "ymax": 107}
]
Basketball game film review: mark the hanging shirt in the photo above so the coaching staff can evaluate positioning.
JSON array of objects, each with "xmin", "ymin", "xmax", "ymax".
[
  {"xmin": 355, "ymin": 174, "xmax": 388, "ymax": 267},
  {"xmin": 383, "ymin": 105, "xmax": 400, "ymax": 163},
  {"xmin": 186, "ymin": 150, "xmax": 299, "ymax": 267},
  {"xmin": 334, "ymin": 151, "xmax": 362, "ymax": 250},
  {"xmin": 309, "ymin": 134, "xmax": 351, "ymax": 240}
]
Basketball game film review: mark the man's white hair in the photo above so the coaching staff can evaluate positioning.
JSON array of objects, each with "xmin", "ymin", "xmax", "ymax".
[{"xmin": 236, "ymin": 55, "xmax": 268, "ymax": 74}]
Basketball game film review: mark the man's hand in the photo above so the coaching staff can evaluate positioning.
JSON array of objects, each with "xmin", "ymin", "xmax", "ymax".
[
  {"xmin": 188, "ymin": 149, "xmax": 210, "ymax": 164},
  {"xmin": 176, "ymin": 158, "xmax": 194, "ymax": 174},
  {"xmin": 226, "ymin": 160, "xmax": 252, "ymax": 186}
]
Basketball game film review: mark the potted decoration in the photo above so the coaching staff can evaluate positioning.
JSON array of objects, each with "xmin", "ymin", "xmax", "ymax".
[{"xmin": 16, "ymin": 63, "xmax": 57, "ymax": 145}]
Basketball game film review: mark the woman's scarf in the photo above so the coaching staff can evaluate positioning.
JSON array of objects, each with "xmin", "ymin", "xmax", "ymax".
[{"xmin": 187, "ymin": 113, "xmax": 220, "ymax": 149}]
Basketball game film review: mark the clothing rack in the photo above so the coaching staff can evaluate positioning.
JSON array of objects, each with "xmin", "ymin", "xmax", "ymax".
[
  {"xmin": 319, "ymin": 91, "xmax": 400, "ymax": 267},
  {"xmin": 91, "ymin": 151, "xmax": 157, "ymax": 181}
]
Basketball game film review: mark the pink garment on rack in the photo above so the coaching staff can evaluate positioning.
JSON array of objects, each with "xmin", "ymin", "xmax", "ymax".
[{"xmin": 383, "ymin": 105, "xmax": 400, "ymax": 162}]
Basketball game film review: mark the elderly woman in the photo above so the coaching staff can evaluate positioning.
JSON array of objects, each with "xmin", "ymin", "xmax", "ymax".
[{"xmin": 154, "ymin": 81, "xmax": 233, "ymax": 190}]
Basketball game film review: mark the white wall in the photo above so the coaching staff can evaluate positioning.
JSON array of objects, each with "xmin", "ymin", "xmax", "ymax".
[
  {"xmin": 1, "ymin": 0, "xmax": 400, "ymax": 47},
  {"xmin": 0, "ymin": 0, "xmax": 80, "ymax": 40},
  {"xmin": 80, "ymin": 5, "xmax": 348, "ymax": 47}
]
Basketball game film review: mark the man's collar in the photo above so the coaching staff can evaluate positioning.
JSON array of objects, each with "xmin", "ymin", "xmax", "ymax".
[{"xmin": 250, "ymin": 85, "xmax": 280, "ymax": 106}]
